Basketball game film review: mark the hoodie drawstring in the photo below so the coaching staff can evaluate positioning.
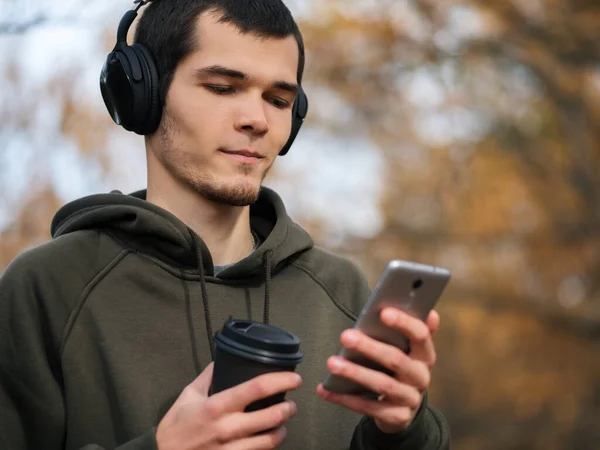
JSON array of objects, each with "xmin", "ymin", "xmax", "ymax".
[
  {"xmin": 183, "ymin": 268, "xmax": 202, "ymax": 374},
  {"xmin": 194, "ymin": 236, "xmax": 215, "ymax": 361},
  {"xmin": 263, "ymin": 250, "xmax": 273, "ymax": 325},
  {"xmin": 192, "ymin": 235, "xmax": 273, "ymax": 363}
]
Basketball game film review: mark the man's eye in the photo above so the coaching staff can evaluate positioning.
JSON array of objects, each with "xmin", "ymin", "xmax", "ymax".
[
  {"xmin": 206, "ymin": 85, "xmax": 235, "ymax": 95},
  {"xmin": 270, "ymin": 98, "xmax": 290, "ymax": 109}
]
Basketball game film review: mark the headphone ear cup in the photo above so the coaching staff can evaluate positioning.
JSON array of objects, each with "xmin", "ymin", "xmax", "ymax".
[
  {"xmin": 100, "ymin": 50, "xmax": 137, "ymax": 130},
  {"xmin": 131, "ymin": 43, "xmax": 162, "ymax": 135},
  {"xmin": 99, "ymin": 43, "xmax": 162, "ymax": 136},
  {"xmin": 279, "ymin": 86, "xmax": 308, "ymax": 156}
]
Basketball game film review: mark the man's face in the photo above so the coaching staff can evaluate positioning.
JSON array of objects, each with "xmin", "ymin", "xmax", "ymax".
[{"xmin": 150, "ymin": 10, "xmax": 300, "ymax": 206}]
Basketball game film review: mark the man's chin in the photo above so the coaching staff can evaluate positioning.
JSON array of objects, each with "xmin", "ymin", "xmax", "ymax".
[{"xmin": 197, "ymin": 181, "xmax": 261, "ymax": 207}]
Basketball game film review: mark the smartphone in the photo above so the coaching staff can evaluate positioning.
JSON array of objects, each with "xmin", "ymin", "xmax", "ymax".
[{"xmin": 322, "ymin": 259, "xmax": 451, "ymax": 398}]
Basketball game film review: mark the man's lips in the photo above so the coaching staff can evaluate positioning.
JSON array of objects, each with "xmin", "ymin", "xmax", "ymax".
[{"xmin": 219, "ymin": 148, "xmax": 265, "ymax": 164}]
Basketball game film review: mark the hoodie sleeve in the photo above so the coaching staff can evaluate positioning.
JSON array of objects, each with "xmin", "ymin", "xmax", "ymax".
[
  {"xmin": 350, "ymin": 393, "xmax": 451, "ymax": 450},
  {"xmin": 337, "ymin": 258, "xmax": 451, "ymax": 450},
  {"xmin": 0, "ymin": 251, "xmax": 159, "ymax": 450}
]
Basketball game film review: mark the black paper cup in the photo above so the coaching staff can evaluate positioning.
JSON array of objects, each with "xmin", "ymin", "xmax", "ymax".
[{"xmin": 210, "ymin": 318, "xmax": 303, "ymax": 412}]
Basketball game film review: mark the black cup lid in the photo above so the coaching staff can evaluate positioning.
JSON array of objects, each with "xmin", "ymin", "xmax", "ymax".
[{"xmin": 215, "ymin": 318, "xmax": 302, "ymax": 361}]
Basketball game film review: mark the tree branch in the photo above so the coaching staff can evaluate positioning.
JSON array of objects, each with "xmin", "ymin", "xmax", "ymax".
[
  {"xmin": 0, "ymin": 15, "xmax": 87, "ymax": 34},
  {"xmin": 0, "ymin": 15, "xmax": 47, "ymax": 34}
]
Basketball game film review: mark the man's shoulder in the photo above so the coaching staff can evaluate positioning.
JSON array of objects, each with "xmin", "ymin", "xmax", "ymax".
[
  {"xmin": 292, "ymin": 246, "xmax": 371, "ymax": 317},
  {"xmin": 0, "ymin": 230, "xmax": 128, "ymax": 351},
  {"xmin": 1, "ymin": 229, "xmax": 124, "ymax": 289},
  {"xmin": 294, "ymin": 246, "xmax": 365, "ymax": 279}
]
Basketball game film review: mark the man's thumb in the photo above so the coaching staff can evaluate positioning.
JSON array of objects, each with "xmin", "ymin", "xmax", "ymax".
[{"xmin": 188, "ymin": 362, "xmax": 215, "ymax": 396}]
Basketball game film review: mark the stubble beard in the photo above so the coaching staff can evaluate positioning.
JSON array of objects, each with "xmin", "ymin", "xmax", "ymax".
[{"xmin": 158, "ymin": 111, "xmax": 271, "ymax": 207}]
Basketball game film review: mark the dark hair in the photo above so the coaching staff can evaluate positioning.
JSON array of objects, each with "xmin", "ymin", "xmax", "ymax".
[{"xmin": 134, "ymin": 0, "xmax": 305, "ymax": 103}]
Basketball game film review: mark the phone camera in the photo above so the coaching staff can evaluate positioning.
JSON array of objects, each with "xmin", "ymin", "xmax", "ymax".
[{"xmin": 412, "ymin": 279, "xmax": 423, "ymax": 289}]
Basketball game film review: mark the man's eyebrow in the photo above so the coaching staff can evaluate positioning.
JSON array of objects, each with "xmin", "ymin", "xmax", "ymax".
[
  {"xmin": 195, "ymin": 65, "xmax": 248, "ymax": 80},
  {"xmin": 273, "ymin": 81, "xmax": 299, "ymax": 95},
  {"xmin": 195, "ymin": 64, "xmax": 299, "ymax": 94}
]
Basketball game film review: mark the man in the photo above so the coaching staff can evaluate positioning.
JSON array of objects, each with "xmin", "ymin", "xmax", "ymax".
[{"xmin": 0, "ymin": 0, "xmax": 450, "ymax": 449}]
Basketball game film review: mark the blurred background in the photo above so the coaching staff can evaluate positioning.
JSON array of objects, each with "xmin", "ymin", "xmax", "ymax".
[{"xmin": 1, "ymin": 0, "xmax": 599, "ymax": 448}]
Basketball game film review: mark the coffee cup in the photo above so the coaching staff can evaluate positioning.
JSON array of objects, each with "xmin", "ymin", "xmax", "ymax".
[{"xmin": 210, "ymin": 317, "xmax": 303, "ymax": 411}]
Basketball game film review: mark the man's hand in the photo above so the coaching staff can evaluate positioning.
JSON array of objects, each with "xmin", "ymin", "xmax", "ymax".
[
  {"xmin": 317, "ymin": 308, "xmax": 440, "ymax": 434},
  {"xmin": 157, "ymin": 363, "xmax": 302, "ymax": 450}
]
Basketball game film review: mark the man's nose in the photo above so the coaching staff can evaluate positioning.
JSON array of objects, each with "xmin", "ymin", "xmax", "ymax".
[{"xmin": 234, "ymin": 97, "xmax": 269, "ymax": 136}]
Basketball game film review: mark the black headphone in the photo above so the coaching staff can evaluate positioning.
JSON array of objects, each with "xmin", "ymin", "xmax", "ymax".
[{"xmin": 100, "ymin": 0, "xmax": 308, "ymax": 156}]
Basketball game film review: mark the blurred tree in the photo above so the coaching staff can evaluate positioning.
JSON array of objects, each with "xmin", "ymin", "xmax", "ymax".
[
  {"xmin": 0, "ymin": 55, "xmax": 116, "ymax": 265},
  {"xmin": 0, "ymin": 4, "xmax": 128, "ymax": 266},
  {"xmin": 298, "ymin": 0, "xmax": 600, "ymax": 448}
]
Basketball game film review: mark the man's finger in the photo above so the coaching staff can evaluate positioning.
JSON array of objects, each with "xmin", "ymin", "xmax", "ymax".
[
  {"xmin": 325, "ymin": 356, "xmax": 422, "ymax": 408},
  {"xmin": 214, "ymin": 371, "xmax": 302, "ymax": 412},
  {"xmin": 340, "ymin": 330, "xmax": 431, "ymax": 390},
  {"xmin": 187, "ymin": 362, "xmax": 215, "ymax": 396},
  {"xmin": 227, "ymin": 425, "xmax": 288, "ymax": 450},
  {"xmin": 381, "ymin": 308, "xmax": 436, "ymax": 366},
  {"xmin": 216, "ymin": 400, "xmax": 297, "ymax": 442},
  {"xmin": 426, "ymin": 310, "xmax": 440, "ymax": 335},
  {"xmin": 316, "ymin": 384, "xmax": 395, "ymax": 419},
  {"xmin": 317, "ymin": 384, "xmax": 417, "ymax": 433}
]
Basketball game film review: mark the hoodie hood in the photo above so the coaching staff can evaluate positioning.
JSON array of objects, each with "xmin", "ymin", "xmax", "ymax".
[{"xmin": 50, "ymin": 187, "xmax": 314, "ymax": 280}]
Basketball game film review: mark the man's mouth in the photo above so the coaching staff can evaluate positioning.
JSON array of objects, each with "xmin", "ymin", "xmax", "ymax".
[{"xmin": 219, "ymin": 148, "xmax": 265, "ymax": 164}]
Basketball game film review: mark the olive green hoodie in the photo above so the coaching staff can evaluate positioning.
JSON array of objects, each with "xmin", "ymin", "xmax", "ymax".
[{"xmin": 0, "ymin": 187, "xmax": 450, "ymax": 450}]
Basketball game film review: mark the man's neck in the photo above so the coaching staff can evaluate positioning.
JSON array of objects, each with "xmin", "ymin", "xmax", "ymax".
[{"xmin": 146, "ymin": 172, "xmax": 255, "ymax": 268}]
